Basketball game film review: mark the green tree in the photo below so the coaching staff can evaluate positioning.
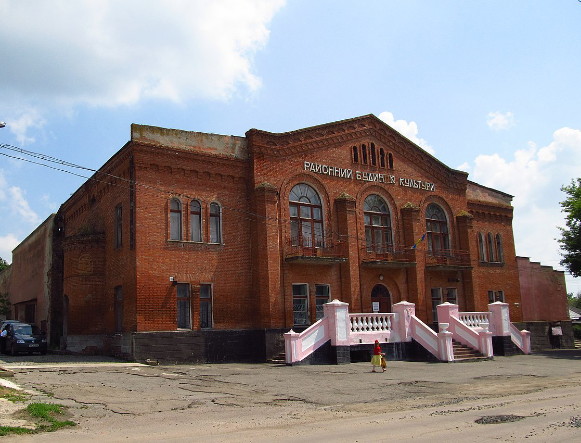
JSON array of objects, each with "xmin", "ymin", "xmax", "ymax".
[
  {"xmin": 558, "ymin": 178, "xmax": 581, "ymax": 277},
  {"xmin": 568, "ymin": 292, "xmax": 581, "ymax": 309},
  {"xmin": 0, "ymin": 257, "xmax": 9, "ymax": 273},
  {"xmin": 0, "ymin": 258, "xmax": 10, "ymax": 316}
]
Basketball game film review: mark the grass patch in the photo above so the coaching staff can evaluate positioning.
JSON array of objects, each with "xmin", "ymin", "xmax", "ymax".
[
  {"xmin": 0, "ymin": 386, "xmax": 29, "ymax": 403},
  {"xmin": 0, "ymin": 425, "xmax": 35, "ymax": 436},
  {"xmin": 26, "ymin": 403, "xmax": 76, "ymax": 432}
]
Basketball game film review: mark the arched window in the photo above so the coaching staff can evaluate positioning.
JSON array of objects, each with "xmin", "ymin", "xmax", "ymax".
[
  {"xmin": 289, "ymin": 183, "xmax": 324, "ymax": 248},
  {"xmin": 352, "ymin": 146, "xmax": 359, "ymax": 163},
  {"xmin": 190, "ymin": 200, "xmax": 202, "ymax": 242},
  {"xmin": 364, "ymin": 194, "xmax": 392, "ymax": 253},
  {"xmin": 495, "ymin": 234, "xmax": 504, "ymax": 263},
  {"xmin": 425, "ymin": 203, "xmax": 449, "ymax": 254},
  {"xmin": 379, "ymin": 148, "xmax": 386, "ymax": 168},
  {"xmin": 478, "ymin": 232, "xmax": 487, "ymax": 261},
  {"xmin": 209, "ymin": 202, "xmax": 222, "ymax": 243},
  {"xmin": 169, "ymin": 198, "xmax": 182, "ymax": 241},
  {"xmin": 361, "ymin": 144, "xmax": 368, "ymax": 164},
  {"xmin": 370, "ymin": 143, "xmax": 377, "ymax": 166},
  {"xmin": 388, "ymin": 153, "xmax": 394, "ymax": 169},
  {"xmin": 487, "ymin": 232, "xmax": 496, "ymax": 262}
]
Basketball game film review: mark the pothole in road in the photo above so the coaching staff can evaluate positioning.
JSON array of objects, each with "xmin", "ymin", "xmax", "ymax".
[{"xmin": 475, "ymin": 414, "xmax": 526, "ymax": 425}]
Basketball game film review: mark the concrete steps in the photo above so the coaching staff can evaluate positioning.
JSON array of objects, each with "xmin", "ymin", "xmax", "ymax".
[
  {"xmin": 452, "ymin": 340, "xmax": 489, "ymax": 362},
  {"xmin": 268, "ymin": 352, "xmax": 286, "ymax": 364}
]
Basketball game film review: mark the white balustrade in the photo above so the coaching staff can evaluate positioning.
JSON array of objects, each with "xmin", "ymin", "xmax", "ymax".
[
  {"xmin": 459, "ymin": 312, "xmax": 490, "ymax": 328},
  {"xmin": 349, "ymin": 313, "xmax": 393, "ymax": 333}
]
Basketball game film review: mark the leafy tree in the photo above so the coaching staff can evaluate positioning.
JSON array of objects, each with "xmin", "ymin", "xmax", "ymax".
[
  {"xmin": 568, "ymin": 292, "xmax": 581, "ymax": 309},
  {"xmin": 0, "ymin": 257, "xmax": 9, "ymax": 273},
  {"xmin": 0, "ymin": 258, "xmax": 10, "ymax": 316},
  {"xmin": 558, "ymin": 178, "xmax": 581, "ymax": 277},
  {"xmin": 0, "ymin": 292, "xmax": 10, "ymax": 317}
]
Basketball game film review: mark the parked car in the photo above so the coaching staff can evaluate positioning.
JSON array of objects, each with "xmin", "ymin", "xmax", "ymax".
[
  {"xmin": 2, "ymin": 322, "xmax": 47, "ymax": 355},
  {"xmin": 0, "ymin": 320, "xmax": 22, "ymax": 354}
]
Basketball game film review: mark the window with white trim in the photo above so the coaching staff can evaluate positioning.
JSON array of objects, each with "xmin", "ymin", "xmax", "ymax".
[
  {"xmin": 289, "ymin": 184, "xmax": 324, "ymax": 248},
  {"xmin": 292, "ymin": 283, "xmax": 309, "ymax": 326},
  {"xmin": 426, "ymin": 204, "xmax": 449, "ymax": 254},
  {"xmin": 364, "ymin": 194, "xmax": 392, "ymax": 253},
  {"xmin": 315, "ymin": 284, "xmax": 330, "ymax": 321}
]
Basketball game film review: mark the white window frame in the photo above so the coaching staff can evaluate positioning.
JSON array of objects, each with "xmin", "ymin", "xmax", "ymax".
[{"xmin": 292, "ymin": 283, "xmax": 309, "ymax": 326}]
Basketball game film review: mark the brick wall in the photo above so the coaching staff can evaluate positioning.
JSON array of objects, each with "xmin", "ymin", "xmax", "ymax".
[{"xmin": 55, "ymin": 116, "xmax": 560, "ymax": 353}]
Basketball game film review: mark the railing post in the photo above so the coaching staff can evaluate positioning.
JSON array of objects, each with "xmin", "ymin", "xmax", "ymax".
[
  {"xmin": 393, "ymin": 301, "xmax": 415, "ymax": 342},
  {"xmin": 323, "ymin": 299, "xmax": 351, "ymax": 346},
  {"xmin": 284, "ymin": 329, "xmax": 300, "ymax": 364},
  {"xmin": 521, "ymin": 330, "xmax": 531, "ymax": 354},
  {"xmin": 437, "ymin": 302, "xmax": 458, "ymax": 324},
  {"xmin": 478, "ymin": 323, "xmax": 494, "ymax": 358},
  {"xmin": 488, "ymin": 302, "xmax": 510, "ymax": 336},
  {"xmin": 437, "ymin": 323, "xmax": 454, "ymax": 362}
]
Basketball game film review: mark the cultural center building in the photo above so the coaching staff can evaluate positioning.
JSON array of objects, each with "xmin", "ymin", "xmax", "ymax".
[{"xmin": 4, "ymin": 114, "xmax": 570, "ymax": 362}]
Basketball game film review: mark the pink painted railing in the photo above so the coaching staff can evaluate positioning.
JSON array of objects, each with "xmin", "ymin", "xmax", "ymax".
[
  {"xmin": 488, "ymin": 302, "xmax": 531, "ymax": 354},
  {"xmin": 438, "ymin": 303, "xmax": 493, "ymax": 358},
  {"xmin": 509, "ymin": 323, "xmax": 532, "ymax": 354},
  {"xmin": 284, "ymin": 317, "xmax": 330, "ymax": 364},
  {"xmin": 283, "ymin": 300, "xmax": 530, "ymax": 365},
  {"xmin": 410, "ymin": 316, "xmax": 454, "ymax": 362}
]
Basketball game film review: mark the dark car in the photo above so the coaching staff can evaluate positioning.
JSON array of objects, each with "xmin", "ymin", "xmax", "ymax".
[
  {"xmin": 2, "ymin": 322, "xmax": 47, "ymax": 355},
  {"xmin": 0, "ymin": 320, "xmax": 22, "ymax": 353}
]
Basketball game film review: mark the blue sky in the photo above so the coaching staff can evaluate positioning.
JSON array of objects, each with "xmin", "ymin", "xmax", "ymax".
[{"xmin": 1, "ymin": 0, "xmax": 580, "ymax": 294}]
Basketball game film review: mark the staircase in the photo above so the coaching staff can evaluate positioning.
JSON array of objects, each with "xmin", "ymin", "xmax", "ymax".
[
  {"xmin": 452, "ymin": 340, "xmax": 489, "ymax": 362},
  {"xmin": 268, "ymin": 352, "xmax": 286, "ymax": 365}
]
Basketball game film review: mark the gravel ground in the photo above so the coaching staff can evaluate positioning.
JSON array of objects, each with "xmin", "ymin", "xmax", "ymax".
[{"xmin": 1, "ymin": 349, "xmax": 581, "ymax": 442}]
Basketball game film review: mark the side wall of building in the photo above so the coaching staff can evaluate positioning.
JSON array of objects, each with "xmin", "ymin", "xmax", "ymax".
[
  {"xmin": 517, "ymin": 257, "xmax": 568, "ymax": 322},
  {"xmin": 9, "ymin": 215, "xmax": 55, "ymax": 333}
]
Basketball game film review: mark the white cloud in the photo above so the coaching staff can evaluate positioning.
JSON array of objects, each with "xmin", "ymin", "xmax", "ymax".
[
  {"xmin": 3, "ymin": 108, "xmax": 46, "ymax": 146},
  {"xmin": 0, "ymin": 234, "xmax": 18, "ymax": 263},
  {"xmin": 486, "ymin": 111, "xmax": 515, "ymax": 131},
  {"xmin": 0, "ymin": 0, "xmax": 286, "ymax": 136},
  {"xmin": 378, "ymin": 111, "xmax": 435, "ymax": 155},
  {"xmin": 8, "ymin": 186, "xmax": 40, "ymax": 225},
  {"xmin": 466, "ymin": 126, "xmax": 581, "ymax": 293}
]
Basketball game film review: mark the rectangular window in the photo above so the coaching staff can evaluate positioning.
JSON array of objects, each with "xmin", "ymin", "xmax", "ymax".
[
  {"xmin": 487, "ymin": 290, "xmax": 495, "ymax": 304},
  {"xmin": 177, "ymin": 283, "xmax": 191, "ymax": 329},
  {"xmin": 431, "ymin": 288, "xmax": 442, "ymax": 322},
  {"xmin": 446, "ymin": 288, "xmax": 457, "ymax": 304},
  {"xmin": 293, "ymin": 283, "xmax": 309, "ymax": 326},
  {"xmin": 488, "ymin": 290, "xmax": 505, "ymax": 304},
  {"xmin": 115, "ymin": 204, "xmax": 122, "ymax": 248},
  {"xmin": 315, "ymin": 284, "xmax": 330, "ymax": 321},
  {"xmin": 114, "ymin": 286, "xmax": 123, "ymax": 333},
  {"xmin": 200, "ymin": 284, "xmax": 213, "ymax": 328}
]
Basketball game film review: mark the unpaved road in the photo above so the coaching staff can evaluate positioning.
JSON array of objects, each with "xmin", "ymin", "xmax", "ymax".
[{"xmin": 1, "ymin": 350, "xmax": 581, "ymax": 442}]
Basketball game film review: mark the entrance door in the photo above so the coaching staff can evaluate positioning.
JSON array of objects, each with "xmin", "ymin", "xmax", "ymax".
[{"xmin": 371, "ymin": 284, "xmax": 392, "ymax": 313}]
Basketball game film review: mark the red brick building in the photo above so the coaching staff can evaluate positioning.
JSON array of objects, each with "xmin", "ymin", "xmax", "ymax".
[{"xmin": 52, "ymin": 114, "xmax": 543, "ymax": 361}]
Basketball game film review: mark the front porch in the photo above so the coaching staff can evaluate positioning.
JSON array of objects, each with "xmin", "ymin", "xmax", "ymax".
[{"xmin": 284, "ymin": 301, "xmax": 531, "ymax": 365}]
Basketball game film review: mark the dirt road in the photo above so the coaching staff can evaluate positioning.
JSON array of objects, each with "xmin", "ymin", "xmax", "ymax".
[{"xmin": 1, "ymin": 350, "xmax": 581, "ymax": 442}]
